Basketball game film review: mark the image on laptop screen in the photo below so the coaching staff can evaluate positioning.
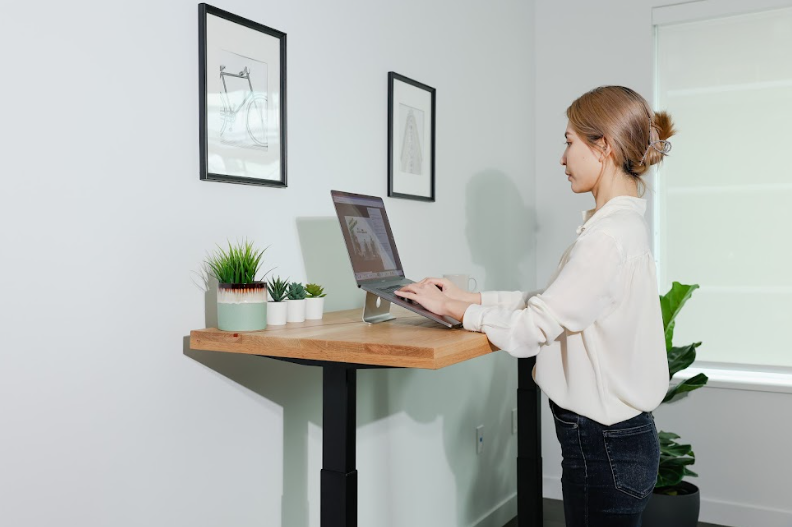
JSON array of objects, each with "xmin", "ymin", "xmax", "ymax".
[{"xmin": 331, "ymin": 191, "xmax": 405, "ymax": 283}]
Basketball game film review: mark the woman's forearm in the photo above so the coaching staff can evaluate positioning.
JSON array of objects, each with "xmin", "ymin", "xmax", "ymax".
[
  {"xmin": 442, "ymin": 293, "xmax": 479, "ymax": 324},
  {"xmin": 444, "ymin": 299, "xmax": 474, "ymax": 323}
]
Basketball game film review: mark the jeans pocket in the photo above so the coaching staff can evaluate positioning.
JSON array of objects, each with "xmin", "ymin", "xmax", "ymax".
[
  {"xmin": 549, "ymin": 401, "xmax": 579, "ymax": 429},
  {"xmin": 602, "ymin": 422, "xmax": 659, "ymax": 499}
]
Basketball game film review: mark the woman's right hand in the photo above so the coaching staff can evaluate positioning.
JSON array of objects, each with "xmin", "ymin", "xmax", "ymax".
[{"xmin": 417, "ymin": 277, "xmax": 480, "ymax": 304}]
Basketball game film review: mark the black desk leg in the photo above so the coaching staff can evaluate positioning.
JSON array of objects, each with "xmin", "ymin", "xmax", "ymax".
[
  {"xmin": 321, "ymin": 365, "xmax": 358, "ymax": 527},
  {"xmin": 517, "ymin": 357, "xmax": 543, "ymax": 527}
]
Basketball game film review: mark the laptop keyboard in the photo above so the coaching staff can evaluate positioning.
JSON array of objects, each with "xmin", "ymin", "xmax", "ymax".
[
  {"xmin": 375, "ymin": 283, "xmax": 420, "ymax": 304},
  {"xmin": 377, "ymin": 284, "xmax": 404, "ymax": 295}
]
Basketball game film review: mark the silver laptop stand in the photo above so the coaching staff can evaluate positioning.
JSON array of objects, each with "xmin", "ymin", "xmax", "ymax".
[{"xmin": 362, "ymin": 291, "xmax": 396, "ymax": 324}]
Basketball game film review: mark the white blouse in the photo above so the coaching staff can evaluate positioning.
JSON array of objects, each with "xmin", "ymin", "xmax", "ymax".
[{"xmin": 462, "ymin": 196, "xmax": 668, "ymax": 425}]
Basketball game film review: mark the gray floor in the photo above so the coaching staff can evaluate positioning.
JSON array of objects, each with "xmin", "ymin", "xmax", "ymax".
[{"xmin": 503, "ymin": 499, "xmax": 725, "ymax": 527}]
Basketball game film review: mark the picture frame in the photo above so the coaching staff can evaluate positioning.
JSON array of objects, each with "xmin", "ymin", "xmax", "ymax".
[
  {"xmin": 199, "ymin": 3, "xmax": 287, "ymax": 187},
  {"xmin": 387, "ymin": 72, "xmax": 436, "ymax": 202}
]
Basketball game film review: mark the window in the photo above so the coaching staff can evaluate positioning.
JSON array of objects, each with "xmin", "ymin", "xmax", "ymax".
[{"xmin": 654, "ymin": 5, "xmax": 792, "ymax": 369}]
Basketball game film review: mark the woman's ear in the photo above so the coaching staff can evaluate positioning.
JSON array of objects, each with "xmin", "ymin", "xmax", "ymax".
[{"xmin": 598, "ymin": 138, "xmax": 613, "ymax": 162}]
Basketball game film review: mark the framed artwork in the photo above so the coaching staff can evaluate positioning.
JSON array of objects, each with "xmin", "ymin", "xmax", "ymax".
[
  {"xmin": 387, "ymin": 72, "xmax": 436, "ymax": 201},
  {"xmin": 199, "ymin": 3, "xmax": 287, "ymax": 187}
]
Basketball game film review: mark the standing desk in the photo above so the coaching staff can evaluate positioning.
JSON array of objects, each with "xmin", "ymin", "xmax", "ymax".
[{"xmin": 190, "ymin": 306, "xmax": 542, "ymax": 527}]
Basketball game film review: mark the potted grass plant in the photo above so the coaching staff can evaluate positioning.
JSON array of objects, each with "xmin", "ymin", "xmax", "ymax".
[
  {"xmin": 266, "ymin": 276, "xmax": 289, "ymax": 326},
  {"xmin": 643, "ymin": 282, "xmax": 709, "ymax": 527},
  {"xmin": 204, "ymin": 239, "xmax": 271, "ymax": 331},
  {"xmin": 286, "ymin": 282, "xmax": 307, "ymax": 323},
  {"xmin": 304, "ymin": 283, "xmax": 327, "ymax": 320}
]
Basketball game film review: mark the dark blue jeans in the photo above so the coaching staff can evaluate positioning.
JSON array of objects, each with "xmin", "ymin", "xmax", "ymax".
[{"xmin": 550, "ymin": 400, "xmax": 660, "ymax": 527}]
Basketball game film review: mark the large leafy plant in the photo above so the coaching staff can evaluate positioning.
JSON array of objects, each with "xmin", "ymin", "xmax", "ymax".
[
  {"xmin": 205, "ymin": 239, "xmax": 270, "ymax": 284},
  {"xmin": 655, "ymin": 282, "xmax": 709, "ymax": 494}
]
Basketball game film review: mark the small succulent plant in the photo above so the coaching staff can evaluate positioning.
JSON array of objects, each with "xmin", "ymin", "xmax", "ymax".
[
  {"xmin": 305, "ymin": 283, "xmax": 326, "ymax": 298},
  {"xmin": 267, "ymin": 276, "xmax": 290, "ymax": 302},
  {"xmin": 286, "ymin": 282, "xmax": 306, "ymax": 300}
]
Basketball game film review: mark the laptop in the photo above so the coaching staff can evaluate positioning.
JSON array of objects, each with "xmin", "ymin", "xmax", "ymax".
[{"xmin": 331, "ymin": 190, "xmax": 462, "ymax": 328}]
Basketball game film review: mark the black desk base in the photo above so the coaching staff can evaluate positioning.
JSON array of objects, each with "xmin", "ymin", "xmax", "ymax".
[
  {"xmin": 270, "ymin": 356, "xmax": 542, "ymax": 527},
  {"xmin": 518, "ymin": 357, "xmax": 543, "ymax": 527}
]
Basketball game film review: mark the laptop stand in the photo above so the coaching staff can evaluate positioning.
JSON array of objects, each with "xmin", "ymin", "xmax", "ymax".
[{"xmin": 362, "ymin": 291, "xmax": 396, "ymax": 324}]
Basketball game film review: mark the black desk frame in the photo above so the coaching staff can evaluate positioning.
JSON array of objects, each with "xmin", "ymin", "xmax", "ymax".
[{"xmin": 267, "ymin": 356, "xmax": 542, "ymax": 527}]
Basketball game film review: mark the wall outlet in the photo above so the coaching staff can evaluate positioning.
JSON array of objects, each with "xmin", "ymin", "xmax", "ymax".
[
  {"xmin": 476, "ymin": 425, "xmax": 484, "ymax": 454},
  {"xmin": 512, "ymin": 408, "xmax": 518, "ymax": 435}
]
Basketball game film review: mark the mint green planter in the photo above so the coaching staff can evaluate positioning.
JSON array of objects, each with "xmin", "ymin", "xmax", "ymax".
[{"xmin": 217, "ymin": 282, "xmax": 267, "ymax": 331}]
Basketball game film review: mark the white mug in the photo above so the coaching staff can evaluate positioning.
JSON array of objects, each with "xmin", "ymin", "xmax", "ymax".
[{"xmin": 443, "ymin": 274, "xmax": 478, "ymax": 292}]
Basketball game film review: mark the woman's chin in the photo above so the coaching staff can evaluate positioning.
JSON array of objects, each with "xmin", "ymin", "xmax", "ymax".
[{"xmin": 569, "ymin": 181, "xmax": 589, "ymax": 194}]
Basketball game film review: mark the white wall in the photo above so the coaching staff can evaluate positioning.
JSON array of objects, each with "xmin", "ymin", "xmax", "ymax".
[
  {"xmin": 0, "ymin": 1, "xmax": 536, "ymax": 526},
  {"xmin": 534, "ymin": 1, "xmax": 792, "ymax": 526}
]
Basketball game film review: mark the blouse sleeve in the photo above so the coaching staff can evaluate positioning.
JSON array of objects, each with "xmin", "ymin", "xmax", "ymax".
[
  {"xmin": 462, "ymin": 231, "xmax": 624, "ymax": 358},
  {"xmin": 480, "ymin": 290, "xmax": 545, "ymax": 310}
]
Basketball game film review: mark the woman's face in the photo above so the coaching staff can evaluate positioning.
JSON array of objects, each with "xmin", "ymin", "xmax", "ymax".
[{"xmin": 560, "ymin": 125, "xmax": 603, "ymax": 194}]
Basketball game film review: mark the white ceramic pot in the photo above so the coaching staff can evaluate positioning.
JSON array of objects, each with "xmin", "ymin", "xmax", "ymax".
[
  {"xmin": 267, "ymin": 301, "xmax": 287, "ymax": 325},
  {"xmin": 305, "ymin": 297, "xmax": 325, "ymax": 320},
  {"xmin": 286, "ymin": 299, "xmax": 306, "ymax": 323}
]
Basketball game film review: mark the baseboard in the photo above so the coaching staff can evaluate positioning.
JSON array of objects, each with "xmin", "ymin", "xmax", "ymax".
[
  {"xmin": 471, "ymin": 493, "xmax": 516, "ymax": 527},
  {"xmin": 700, "ymin": 497, "xmax": 792, "ymax": 527},
  {"xmin": 473, "ymin": 494, "xmax": 567, "ymax": 527},
  {"xmin": 542, "ymin": 475, "xmax": 792, "ymax": 527}
]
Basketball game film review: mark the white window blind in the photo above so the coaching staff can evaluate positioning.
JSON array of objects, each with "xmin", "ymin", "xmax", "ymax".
[{"xmin": 655, "ymin": 7, "xmax": 792, "ymax": 369}]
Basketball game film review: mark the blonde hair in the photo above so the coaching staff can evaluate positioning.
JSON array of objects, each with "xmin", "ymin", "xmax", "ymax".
[{"xmin": 566, "ymin": 86, "xmax": 676, "ymax": 196}]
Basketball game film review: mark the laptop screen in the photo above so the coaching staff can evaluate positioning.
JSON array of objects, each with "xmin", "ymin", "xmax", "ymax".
[{"xmin": 331, "ymin": 191, "xmax": 405, "ymax": 283}]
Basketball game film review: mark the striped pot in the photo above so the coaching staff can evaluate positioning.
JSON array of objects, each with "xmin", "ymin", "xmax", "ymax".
[{"xmin": 217, "ymin": 282, "xmax": 267, "ymax": 331}]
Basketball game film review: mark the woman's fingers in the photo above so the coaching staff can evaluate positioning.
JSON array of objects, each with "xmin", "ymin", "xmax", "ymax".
[
  {"xmin": 395, "ymin": 285, "xmax": 421, "ymax": 297},
  {"xmin": 397, "ymin": 282, "xmax": 433, "ymax": 296},
  {"xmin": 424, "ymin": 277, "xmax": 447, "ymax": 289},
  {"xmin": 401, "ymin": 281, "xmax": 429, "ymax": 292},
  {"xmin": 397, "ymin": 284, "xmax": 418, "ymax": 294}
]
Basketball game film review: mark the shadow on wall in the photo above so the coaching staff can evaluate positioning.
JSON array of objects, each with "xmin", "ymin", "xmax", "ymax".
[
  {"xmin": 295, "ymin": 216, "xmax": 363, "ymax": 312},
  {"xmin": 185, "ymin": 174, "xmax": 535, "ymax": 525},
  {"xmin": 466, "ymin": 170, "xmax": 535, "ymax": 292},
  {"xmin": 452, "ymin": 171, "xmax": 536, "ymax": 522},
  {"xmin": 184, "ymin": 342, "xmax": 322, "ymax": 527}
]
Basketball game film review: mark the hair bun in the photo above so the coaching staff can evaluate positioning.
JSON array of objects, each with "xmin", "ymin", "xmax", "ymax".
[{"xmin": 653, "ymin": 111, "xmax": 676, "ymax": 141}]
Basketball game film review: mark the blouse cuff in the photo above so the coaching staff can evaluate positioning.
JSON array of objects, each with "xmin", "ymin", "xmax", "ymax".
[
  {"xmin": 463, "ymin": 304, "xmax": 487, "ymax": 332},
  {"xmin": 480, "ymin": 291, "xmax": 501, "ymax": 306}
]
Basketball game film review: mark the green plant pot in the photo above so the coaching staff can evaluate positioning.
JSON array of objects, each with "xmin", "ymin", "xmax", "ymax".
[
  {"xmin": 217, "ymin": 282, "xmax": 267, "ymax": 331},
  {"xmin": 642, "ymin": 481, "xmax": 700, "ymax": 527}
]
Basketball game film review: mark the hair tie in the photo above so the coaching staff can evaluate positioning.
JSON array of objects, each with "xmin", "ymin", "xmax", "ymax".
[{"xmin": 639, "ymin": 139, "xmax": 672, "ymax": 166}]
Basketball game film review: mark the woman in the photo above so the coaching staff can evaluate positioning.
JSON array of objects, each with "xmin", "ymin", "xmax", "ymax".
[{"xmin": 395, "ymin": 86, "xmax": 674, "ymax": 527}]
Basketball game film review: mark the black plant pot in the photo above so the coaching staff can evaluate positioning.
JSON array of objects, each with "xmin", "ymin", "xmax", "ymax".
[{"xmin": 642, "ymin": 481, "xmax": 700, "ymax": 527}]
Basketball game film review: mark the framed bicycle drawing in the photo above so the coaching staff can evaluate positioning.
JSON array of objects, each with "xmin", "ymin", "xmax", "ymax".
[
  {"xmin": 387, "ymin": 72, "xmax": 436, "ymax": 202},
  {"xmin": 199, "ymin": 3, "xmax": 287, "ymax": 187}
]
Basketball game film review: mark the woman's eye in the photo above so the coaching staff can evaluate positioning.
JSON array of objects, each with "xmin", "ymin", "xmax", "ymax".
[{"xmin": 563, "ymin": 141, "xmax": 571, "ymax": 146}]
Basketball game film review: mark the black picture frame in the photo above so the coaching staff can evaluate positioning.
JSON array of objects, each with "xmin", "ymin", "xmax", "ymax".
[
  {"xmin": 199, "ymin": 3, "xmax": 287, "ymax": 187},
  {"xmin": 387, "ymin": 72, "xmax": 436, "ymax": 202}
]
